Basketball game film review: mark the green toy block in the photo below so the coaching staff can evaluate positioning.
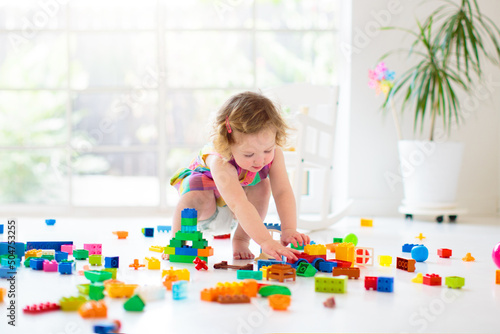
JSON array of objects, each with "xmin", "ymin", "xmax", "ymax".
[
  {"xmin": 445, "ymin": 276, "xmax": 465, "ymax": 289},
  {"xmin": 181, "ymin": 217, "xmax": 197, "ymax": 226},
  {"xmin": 333, "ymin": 238, "xmax": 343, "ymax": 243},
  {"xmin": 41, "ymin": 255, "xmax": 55, "ymax": 261},
  {"xmin": 102, "ymin": 268, "xmax": 117, "ymax": 279},
  {"xmin": 315, "ymin": 276, "xmax": 347, "ymax": 293},
  {"xmin": 174, "ymin": 231, "xmax": 203, "ymax": 241},
  {"xmin": 84, "ymin": 270, "xmax": 112, "ymax": 283},
  {"xmin": 237, "ymin": 270, "xmax": 263, "ymax": 280},
  {"xmin": 169, "ymin": 254, "xmax": 207, "ymax": 263},
  {"xmin": 164, "ymin": 247, "xmax": 175, "ymax": 255},
  {"xmin": 258, "ymin": 285, "xmax": 291, "ymax": 297},
  {"xmin": 169, "ymin": 239, "xmax": 185, "ymax": 248},
  {"xmin": 296, "ymin": 262, "xmax": 317, "ymax": 277},
  {"xmin": 23, "ymin": 258, "xmax": 32, "ymax": 267},
  {"xmin": 192, "ymin": 240, "xmax": 208, "ymax": 249},
  {"xmin": 89, "ymin": 283, "xmax": 105, "ymax": 301},
  {"xmin": 77, "ymin": 284, "xmax": 90, "ymax": 296},
  {"xmin": 73, "ymin": 249, "xmax": 89, "ymax": 260},
  {"xmin": 291, "ymin": 243, "xmax": 304, "ymax": 251},
  {"xmin": 124, "ymin": 294, "xmax": 145, "ymax": 312},
  {"xmin": 59, "ymin": 296, "xmax": 87, "ymax": 311},
  {"xmin": 89, "ymin": 255, "xmax": 102, "ymax": 266}
]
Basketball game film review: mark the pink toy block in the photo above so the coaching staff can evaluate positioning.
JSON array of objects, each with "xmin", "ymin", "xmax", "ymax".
[
  {"xmin": 83, "ymin": 244, "xmax": 102, "ymax": 255},
  {"xmin": 43, "ymin": 260, "xmax": 58, "ymax": 272},
  {"xmin": 61, "ymin": 244, "xmax": 75, "ymax": 255}
]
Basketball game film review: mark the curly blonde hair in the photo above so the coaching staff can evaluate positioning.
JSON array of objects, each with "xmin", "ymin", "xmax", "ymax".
[{"xmin": 212, "ymin": 91, "xmax": 289, "ymax": 160}]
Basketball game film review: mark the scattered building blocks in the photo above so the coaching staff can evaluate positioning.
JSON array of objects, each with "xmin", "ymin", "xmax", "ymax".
[
  {"xmin": 412, "ymin": 273, "xmax": 423, "ymax": 284},
  {"xmin": 315, "ymin": 276, "xmax": 347, "ymax": 293},
  {"xmin": 193, "ymin": 257, "xmax": 208, "ymax": 270},
  {"xmin": 84, "ymin": 244, "xmax": 102, "ymax": 256},
  {"xmin": 438, "ymin": 248, "xmax": 452, "ymax": 258},
  {"xmin": 304, "ymin": 244, "xmax": 327, "ymax": 256},
  {"xmin": 423, "ymin": 274, "xmax": 442, "ymax": 286},
  {"xmin": 26, "ymin": 241, "xmax": 72, "ymax": 252},
  {"xmin": 145, "ymin": 257, "xmax": 160, "ymax": 270},
  {"xmin": 112, "ymin": 231, "xmax": 129, "ymax": 239},
  {"xmin": 104, "ymin": 257, "xmax": 119, "ymax": 269},
  {"xmin": 445, "ymin": 276, "xmax": 465, "ymax": 289},
  {"xmin": 84, "ymin": 270, "xmax": 113, "ymax": 283},
  {"xmin": 157, "ymin": 225, "xmax": 172, "ymax": 233},
  {"xmin": 79, "ymin": 300, "xmax": 107, "ymax": 318},
  {"xmin": 268, "ymin": 294, "xmax": 291, "ymax": 311},
  {"xmin": 172, "ymin": 281, "xmax": 188, "ymax": 300},
  {"xmin": 266, "ymin": 264, "xmax": 296, "ymax": 283},
  {"xmin": 365, "ymin": 276, "xmax": 378, "ymax": 290},
  {"xmin": 89, "ymin": 255, "xmax": 103, "ymax": 266},
  {"xmin": 105, "ymin": 283, "xmax": 138, "ymax": 298},
  {"xmin": 214, "ymin": 261, "xmax": 253, "ymax": 270},
  {"xmin": 43, "ymin": 260, "xmax": 58, "ymax": 272},
  {"xmin": 355, "ymin": 247, "xmax": 374, "ymax": 266},
  {"xmin": 73, "ymin": 249, "xmax": 89, "ymax": 260},
  {"xmin": 360, "ymin": 218, "xmax": 373, "ymax": 227},
  {"xmin": 45, "ymin": 219, "xmax": 56, "ymax": 226},
  {"xmin": 55, "ymin": 251, "xmax": 68, "ymax": 262},
  {"xmin": 124, "ymin": 295, "xmax": 145, "ymax": 312},
  {"xmin": 296, "ymin": 262, "xmax": 317, "ymax": 277},
  {"xmin": 323, "ymin": 296, "xmax": 336, "ymax": 308},
  {"xmin": 237, "ymin": 270, "xmax": 263, "ymax": 280},
  {"xmin": 61, "ymin": 244, "xmax": 75, "ymax": 255},
  {"xmin": 136, "ymin": 285, "xmax": 165, "ymax": 302},
  {"xmin": 335, "ymin": 243, "xmax": 355, "ymax": 266},
  {"xmin": 23, "ymin": 302, "xmax": 60, "ymax": 314},
  {"xmin": 379, "ymin": 255, "xmax": 392, "ymax": 267},
  {"xmin": 343, "ymin": 233, "xmax": 358, "ymax": 246},
  {"xmin": 462, "ymin": 253, "xmax": 475, "ymax": 262},
  {"xmin": 258, "ymin": 285, "xmax": 291, "ymax": 297},
  {"xmin": 30, "ymin": 258, "xmax": 46, "ymax": 270},
  {"xmin": 60, "ymin": 296, "xmax": 87, "ymax": 311},
  {"xmin": 217, "ymin": 294, "xmax": 251, "ymax": 304},
  {"xmin": 129, "ymin": 259, "xmax": 145, "ymax": 270},
  {"xmin": 332, "ymin": 267, "xmax": 360, "ymax": 279},
  {"xmin": 415, "ymin": 233, "xmax": 426, "ymax": 240},
  {"xmin": 149, "ymin": 245, "xmax": 164, "ymax": 253},
  {"xmin": 411, "ymin": 245, "xmax": 429, "ymax": 262},
  {"xmin": 377, "ymin": 277, "xmax": 394, "ymax": 292},
  {"xmin": 142, "ymin": 228, "xmax": 154, "ymax": 237},
  {"xmin": 59, "ymin": 261, "xmax": 75, "ymax": 275},
  {"xmin": 396, "ymin": 257, "xmax": 416, "ymax": 272},
  {"xmin": 402, "ymin": 243, "xmax": 422, "ymax": 253}
]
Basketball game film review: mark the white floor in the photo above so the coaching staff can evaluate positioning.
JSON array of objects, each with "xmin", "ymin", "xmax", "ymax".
[{"xmin": 1, "ymin": 215, "xmax": 500, "ymax": 334}]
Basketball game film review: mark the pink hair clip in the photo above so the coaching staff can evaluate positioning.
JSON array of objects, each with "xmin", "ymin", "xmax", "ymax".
[{"xmin": 225, "ymin": 116, "xmax": 232, "ymax": 133}]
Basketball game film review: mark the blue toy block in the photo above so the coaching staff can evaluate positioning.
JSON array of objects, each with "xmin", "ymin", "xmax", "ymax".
[
  {"xmin": 264, "ymin": 223, "xmax": 281, "ymax": 231},
  {"xmin": 318, "ymin": 260, "xmax": 338, "ymax": 273},
  {"xmin": 310, "ymin": 241, "xmax": 316, "ymax": 245},
  {"xmin": 402, "ymin": 243, "xmax": 422, "ymax": 253},
  {"xmin": 1, "ymin": 257, "xmax": 20, "ymax": 268},
  {"xmin": 0, "ymin": 224, "xmax": 3, "ymax": 234},
  {"xmin": 142, "ymin": 228, "xmax": 154, "ymax": 237},
  {"xmin": 181, "ymin": 225, "xmax": 197, "ymax": 232},
  {"xmin": 290, "ymin": 259, "xmax": 308, "ymax": 268},
  {"xmin": 58, "ymin": 261, "xmax": 75, "ymax": 275},
  {"xmin": 104, "ymin": 256, "xmax": 119, "ymax": 269},
  {"xmin": 377, "ymin": 277, "xmax": 394, "ymax": 292},
  {"xmin": 172, "ymin": 281, "xmax": 188, "ymax": 300},
  {"xmin": 55, "ymin": 251, "xmax": 69, "ymax": 262},
  {"xmin": 181, "ymin": 208, "xmax": 197, "ymax": 219},
  {"xmin": 0, "ymin": 266, "xmax": 16, "ymax": 279},
  {"xmin": 26, "ymin": 241, "xmax": 73, "ymax": 252},
  {"xmin": 93, "ymin": 322, "xmax": 120, "ymax": 334},
  {"xmin": 411, "ymin": 245, "xmax": 429, "ymax": 262},
  {"xmin": 176, "ymin": 246, "xmax": 198, "ymax": 256},
  {"xmin": 157, "ymin": 225, "xmax": 172, "ymax": 233},
  {"xmin": 257, "ymin": 259, "xmax": 285, "ymax": 270},
  {"xmin": 311, "ymin": 258, "xmax": 326, "ymax": 270},
  {"xmin": 45, "ymin": 219, "xmax": 56, "ymax": 226},
  {"xmin": 0, "ymin": 242, "xmax": 25, "ymax": 260},
  {"xmin": 30, "ymin": 258, "xmax": 46, "ymax": 270}
]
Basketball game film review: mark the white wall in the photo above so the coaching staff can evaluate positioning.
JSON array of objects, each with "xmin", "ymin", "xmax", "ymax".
[{"xmin": 344, "ymin": 0, "xmax": 500, "ymax": 216}]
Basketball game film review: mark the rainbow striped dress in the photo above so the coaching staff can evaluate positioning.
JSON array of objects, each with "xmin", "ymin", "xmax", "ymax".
[{"xmin": 170, "ymin": 144, "xmax": 273, "ymax": 207}]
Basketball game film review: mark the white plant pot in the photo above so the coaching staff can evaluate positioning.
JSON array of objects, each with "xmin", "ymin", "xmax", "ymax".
[{"xmin": 398, "ymin": 140, "xmax": 464, "ymax": 210}]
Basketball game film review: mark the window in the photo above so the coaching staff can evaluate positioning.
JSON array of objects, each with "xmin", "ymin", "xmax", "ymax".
[{"xmin": 0, "ymin": 0, "xmax": 340, "ymax": 211}]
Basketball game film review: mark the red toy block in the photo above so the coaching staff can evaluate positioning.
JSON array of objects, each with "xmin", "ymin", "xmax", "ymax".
[
  {"xmin": 23, "ymin": 302, "xmax": 60, "ymax": 314},
  {"xmin": 214, "ymin": 234, "xmax": 231, "ymax": 239},
  {"xmin": 437, "ymin": 248, "xmax": 452, "ymax": 258},
  {"xmin": 193, "ymin": 257, "xmax": 208, "ymax": 271},
  {"xmin": 365, "ymin": 276, "xmax": 377, "ymax": 290},
  {"xmin": 423, "ymin": 274, "xmax": 442, "ymax": 286}
]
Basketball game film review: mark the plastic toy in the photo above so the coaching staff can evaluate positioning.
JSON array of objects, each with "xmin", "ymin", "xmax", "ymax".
[
  {"xmin": 157, "ymin": 225, "xmax": 172, "ymax": 233},
  {"xmin": 0, "ymin": 266, "xmax": 16, "ymax": 278},
  {"xmin": 343, "ymin": 233, "xmax": 358, "ymax": 246},
  {"xmin": 149, "ymin": 245, "xmax": 164, "ymax": 253},
  {"xmin": 163, "ymin": 274, "xmax": 179, "ymax": 290},
  {"xmin": 61, "ymin": 245, "xmax": 75, "ymax": 254},
  {"xmin": 304, "ymin": 244, "xmax": 327, "ymax": 256},
  {"xmin": 257, "ymin": 259, "xmax": 285, "ymax": 270},
  {"xmin": 258, "ymin": 285, "xmax": 291, "ymax": 297},
  {"xmin": 23, "ymin": 302, "xmax": 60, "ymax": 314},
  {"xmin": 423, "ymin": 274, "xmax": 442, "ymax": 286},
  {"xmin": 379, "ymin": 255, "xmax": 392, "ymax": 267},
  {"xmin": 237, "ymin": 270, "xmax": 263, "ymax": 280},
  {"xmin": 214, "ymin": 261, "xmax": 253, "ymax": 270},
  {"xmin": 79, "ymin": 300, "xmax": 107, "ymax": 318},
  {"xmin": 332, "ymin": 267, "xmax": 360, "ymax": 279},
  {"xmin": 45, "ymin": 219, "xmax": 56, "ymax": 226},
  {"xmin": 129, "ymin": 259, "xmax": 145, "ymax": 270},
  {"xmin": 377, "ymin": 277, "xmax": 394, "ymax": 292},
  {"xmin": 58, "ymin": 261, "xmax": 75, "ymax": 275},
  {"xmin": 396, "ymin": 257, "xmax": 416, "ymax": 272},
  {"xmin": 412, "ymin": 273, "xmax": 423, "ymax": 284},
  {"xmin": 402, "ymin": 243, "xmax": 422, "ymax": 253},
  {"xmin": 445, "ymin": 276, "xmax": 465, "ymax": 289},
  {"xmin": 172, "ymin": 281, "xmax": 188, "ymax": 300},
  {"xmin": 93, "ymin": 320, "xmax": 121, "ymax": 334},
  {"xmin": 202, "ymin": 280, "xmax": 259, "ymax": 302},
  {"xmin": 0, "ymin": 224, "xmax": 3, "ymax": 234},
  {"xmin": 84, "ymin": 244, "xmax": 102, "ymax": 256},
  {"xmin": 136, "ymin": 285, "xmax": 165, "ymax": 302},
  {"xmin": 25, "ymin": 249, "xmax": 42, "ymax": 259},
  {"xmin": 462, "ymin": 253, "xmax": 475, "ymax": 262},
  {"xmin": 323, "ymin": 296, "xmax": 336, "ymax": 308},
  {"xmin": 355, "ymin": 247, "xmax": 374, "ymax": 266},
  {"xmin": 104, "ymin": 257, "xmax": 119, "ymax": 269},
  {"xmin": 1, "ymin": 257, "xmax": 20, "ymax": 268},
  {"xmin": 411, "ymin": 245, "xmax": 429, "ymax": 262},
  {"xmin": 296, "ymin": 262, "xmax": 317, "ymax": 277},
  {"xmin": 142, "ymin": 228, "xmax": 154, "ymax": 237},
  {"xmin": 496, "ymin": 270, "xmax": 500, "ymax": 285},
  {"xmin": 415, "ymin": 233, "xmax": 426, "ymax": 240},
  {"xmin": 105, "ymin": 283, "xmax": 138, "ymax": 298},
  {"xmin": 492, "ymin": 242, "xmax": 500, "ymax": 268},
  {"xmin": 89, "ymin": 255, "xmax": 102, "ymax": 266},
  {"xmin": 89, "ymin": 283, "xmax": 105, "ymax": 301},
  {"xmin": 217, "ymin": 294, "xmax": 251, "ymax": 304},
  {"xmin": 315, "ymin": 276, "xmax": 347, "ymax": 293},
  {"xmin": 364, "ymin": 276, "xmax": 377, "ymax": 290},
  {"xmin": 214, "ymin": 233, "xmax": 231, "ymax": 239},
  {"xmin": 73, "ymin": 249, "xmax": 89, "ymax": 260},
  {"xmin": 30, "ymin": 258, "xmax": 46, "ymax": 270},
  {"xmin": 335, "ymin": 242, "xmax": 355, "ymax": 265},
  {"xmin": 360, "ymin": 218, "xmax": 373, "ymax": 227},
  {"xmin": 438, "ymin": 248, "xmax": 452, "ymax": 258},
  {"xmin": 43, "ymin": 260, "xmax": 58, "ymax": 272},
  {"xmin": 123, "ymin": 295, "xmax": 145, "ymax": 312},
  {"xmin": 59, "ymin": 296, "xmax": 87, "ymax": 311},
  {"xmin": 26, "ymin": 241, "xmax": 72, "ymax": 252},
  {"xmin": 193, "ymin": 257, "xmax": 208, "ymax": 270},
  {"xmin": 1, "ymin": 242, "xmax": 25, "ymax": 259},
  {"xmin": 266, "ymin": 264, "xmax": 296, "ymax": 283},
  {"xmin": 268, "ymin": 294, "xmax": 291, "ymax": 311},
  {"xmin": 55, "ymin": 251, "xmax": 68, "ymax": 262},
  {"xmin": 333, "ymin": 238, "xmax": 343, "ymax": 243},
  {"xmin": 112, "ymin": 231, "xmax": 128, "ymax": 239},
  {"xmin": 162, "ymin": 267, "xmax": 190, "ymax": 281},
  {"xmin": 0, "ymin": 287, "xmax": 5, "ymax": 303},
  {"xmin": 84, "ymin": 270, "xmax": 113, "ymax": 283},
  {"xmin": 101, "ymin": 268, "xmax": 117, "ymax": 279},
  {"xmin": 145, "ymin": 257, "xmax": 160, "ymax": 270}
]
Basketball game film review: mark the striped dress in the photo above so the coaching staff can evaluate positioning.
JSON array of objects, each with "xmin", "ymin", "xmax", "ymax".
[{"xmin": 170, "ymin": 144, "xmax": 273, "ymax": 207}]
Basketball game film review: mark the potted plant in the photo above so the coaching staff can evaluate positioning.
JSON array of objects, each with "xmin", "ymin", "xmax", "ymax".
[{"xmin": 371, "ymin": 0, "xmax": 500, "ymax": 222}]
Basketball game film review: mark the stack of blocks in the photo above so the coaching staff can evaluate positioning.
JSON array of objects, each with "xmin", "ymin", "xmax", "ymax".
[{"xmin": 164, "ymin": 208, "xmax": 214, "ymax": 263}]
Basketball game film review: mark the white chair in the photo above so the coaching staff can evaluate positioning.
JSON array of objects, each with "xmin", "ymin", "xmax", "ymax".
[{"xmin": 264, "ymin": 84, "xmax": 352, "ymax": 231}]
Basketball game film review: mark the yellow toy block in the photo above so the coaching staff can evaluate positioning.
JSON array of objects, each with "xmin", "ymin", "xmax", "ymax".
[
  {"xmin": 198, "ymin": 246, "xmax": 214, "ymax": 258},
  {"xmin": 379, "ymin": 255, "xmax": 392, "ymax": 267},
  {"xmin": 335, "ymin": 242, "xmax": 355, "ymax": 266},
  {"xmin": 360, "ymin": 218, "xmax": 373, "ymax": 227},
  {"xmin": 304, "ymin": 244, "xmax": 327, "ymax": 256},
  {"xmin": 260, "ymin": 265, "xmax": 269, "ymax": 279},
  {"xmin": 162, "ymin": 267, "xmax": 190, "ymax": 281},
  {"xmin": 105, "ymin": 283, "xmax": 138, "ymax": 298},
  {"xmin": 149, "ymin": 245, "xmax": 164, "ymax": 253},
  {"xmin": 145, "ymin": 257, "xmax": 160, "ymax": 270},
  {"xmin": 412, "ymin": 273, "xmax": 423, "ymax": 284},
  {"xmin": 25, "ymin": 249, "xmax": 42, "ymax": 259}
]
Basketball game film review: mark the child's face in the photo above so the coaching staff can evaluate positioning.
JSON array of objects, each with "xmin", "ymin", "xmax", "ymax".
[{"xmin": 231, "ymin": 128, "xmax": 276, "ymax": 172}]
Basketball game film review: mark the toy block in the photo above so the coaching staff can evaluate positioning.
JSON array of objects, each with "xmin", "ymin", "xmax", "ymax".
[
  {"xmin": 124, "ymin": 295, "xmax": 145, "ymax": 312},
  {"xmin": 162, "ymin": 267, "xmax": 190, "ymax": 280},
  {"xmin": 258, "ymin": 285, "xmax": 291, "ymax": 297},
  {"xmin": 41, "ymin": 249, "xmax": 55, "ymax": 257},
  {"xmin": 333, "ymin": 238, "xmax": 343, "ymax": 243},
  {"xmin": 169, "ymin": 254, "xmax": 206, "ymax": 263},
  {"xmin": 402, "ymin": 243, "xmax": 421, "ymax": 253},
  {"xmin": 61, "ymin": 244, "xmax": 75, "ymax": 255},
  {"xmin": 438, "ymin": 248, "xmax": 452, "ymax": 258},
  {"xmin": 142, "ymin": 228, "xmax": 154, "ymax": 237},
  {"xmin": 41, "ymin": 254, "xmax": 55, "ymax": 261},
  {"xmin": 105, "ymin": 283, "xmax": 138, "ymax": 298},
  {"xmin": 217, "ymin": 294, "xmax": 251, "ymax": 304},
  {"xmin": 89, "ymin": 255, "xmax": 102, "ymax": 266},
  {"xmin": 0, "ymin": 287, "xmax": 5, "ymax": 303},
  {"xmin": 23, "ymin": 258, "xmax": 31, "ymax": 268},
  {"xmin": 25, "ymin": 249, "xmax": 42, "ymax": 259},
  {"xmin": 112, "ymin": 231, "xmax": 129, "ymax": 239},
  {"xmin": 192, "ymin": 239, "xmax": 209, "ymax": 249},
  {"xmin": 323, "ymin": 296, "xmax": 336, "ymax": 308},
  {"xmin": 260, "ymin": 266, "xmax": 269, "ymax": 279},
  {"xmin": 181, "ymin": 208, "xmax": 197, "ymax": 219},
  {"xmin": 101, "ymin": 268, "xmax": 117, "ymax": 279},
  {"xmin": 332, "ymin": 267, "xmax": 360, "ymax": 279},
  {"xmin": 0, "ymin": 242, "xmax": 25, "ymax": 259},
  {"xmin": 129, "ymin": 259, "xmax": 145, "ymax": 270},
  {"xmin": 0, "ymin": 224, "xmax": 3, "ymax": 234},
  {"xmin": 164, "ymin": 246, "xmax": 176, "ymax": 255},
  {"xmin": 145, "ymin": 257, "xmax": 161, "ymax": 270},
  {"xmin": 214, "ymin": 233, "xmax": 231, "ymax": 239},
  {"xmin": 379, "ymin": 255, "xmax": 392, "ymax": 267},
  {"xmin": 84, "ymin": 270, "xmax": 113, "ymax": 283},
  {"xmin": 445, "ymin": 276, "xmax": 465, "ymax": 289},
  {"xmin": 79, "ymin": 300, "xmax": 107, "ymax": 318},
  {"xmin": 411, "ymin": 245, "xmax": 429, "ymax": 262},
  {"xmin": 59, "ymin": 296, "xmax": 87, "ymax": 311},
  {"xmin": 30, "ymin": 258, "xmax": 46, "ymax": 270},
  {"xmin": 93, "ymin": 321, "xmax": 121, "ymax": 334},
  {"xmin": 197, "ymin": 246, "xmax": 214, "ymax": 258},
  {"xmin": 315, "ymin": 275, "xmax": 347, "ymax": 293},
  {"xmin": 77, "ymin": 284, "xmax": 90, "ymax": 296},
  {"xmin": 174, "ymin": 231, "xmax": 204, "ymax": 241},
  {"xmin": 335, "ymin": 243, "xmax": 355, "ymax": 266},
  {"xmin": 412, "ymin": 273, "xmax": 423, "ymax": 284},
  {"xmin": 304, "ymin": 244, "xmax": 327, "ymax": 256},
  {"xmin": 214, "ymin": 261, "xmax": 253, "ymax": 270},
  {"xmin": 55, "ymin": 251, "xmax": 68, "ymax": 262},
  {"xmin": 83, "ymin": 244, "xmax": 102, "ymax": 255},
  {"xmin": 104, "ymin": 257, "xmax": 119, "ymax": 269},
  {"xmin": 193, "ymin": 257, "xmax": 208, "ymax": 270},
  {"xmin": 497, "ymin": 270, "xmax": 500, "ymax": 285},
  {"xmin": 45, "ymin": 219, "xmax": 56, "ymax": 226},
  {"xmin": 168, "ymin": 239, "xmax": 185, "ymax": 248},
  {"xmin": 172, "ymin": 281, "xmax": 188, "ymax": 300},
  {"xmin": 415, "ymin": 233, "xmax": 426, "ymax": 240},
  {"xmin": 396, "ymin": 257, "xmax": 416, "ymax": 272},
  {"xmin": 181, "ymin": 217, "xmax": 198, "ymax": 227},
  {"xmin": 89, "ymin": 283, "xmax": 105, "ymax": 301},
  {"xmin": 317, "ymin": 260, "xmax": 337, "ymax": 273},
  {"xmin": 73, "ymin": 249, "xmax": 89, "ymax": 260},
  {"xmin": 136, "ymin": 285, "xmax": 165, "ymax": 302},
  {"xmin": 266, "ymin": 264, "xmax": 296, "ymax": 283},
  {"xmin": 360, "ymin": 218, "xmax": 373, "ymax": 227},
  {"xmin": 181, "ymin": 225, "xmax": 197, "ymax": 232},
  {"xmin": 325, "ymin": 243, "xmax": 337, "ymax": 253},
  {"xmin": 296, "ymin": 262, "xmax": 317, "ymax": 277},
  {"xmin": 377, "ymin": 277, "xmax": 394, "ymax": 292},
  {"xmin": 43, "ymin": 260, "xmax": 58, "ymax": 272},
  {"xmin": 149, "ymin": 245, "xmax": 164, "ymax": 253},
  {"xmin": 163, "ymin": 274, "xmax": 179, "ymax": 291},
  {"xmin": 58, "ymin": 261, "xmax": 75, "ymax": 275},
  {"xmin": 365, "ymin": 276, "xmax": 378, "ymax": 290},
  {"xmin": 355, "ymin": 247, "xmax": 374, "ymax": 266},
  {"xmin": 0, "ymin": 266, "xmax": 16, "ymax": 278},
  {"xmin": 237, "ymin": 270, "xmax": 263, "ymax": 280},
  {"xmin": 26, "ymin": 241, "xmax": 71, "ymax": 252},
  {"xmin": 291, "ymin": 243, "xmax": 304, "ymax": 251},
  {"xmin": 23, "ymin": 302, "xmax": 60, "ymax": 314},
  {"xmin": 423, "ymin": 274, "xmax": 442, "ymax": 286},
  {"xmin": 268, "ymin": 294, "xmax": 291, "ymax": 311},
  {"xmin": 462, "ymin": 253, "xmax": 475, "ymax": 261},
  {"xmin": 176, "ymin": 246, "xmax": 198, "ymax": 257},
  {"xmin": 1, "ymin": 257, "xmax": 20, "ymax": 268},
  {"xmin": 257, "ymin": 259, "xmax": 285, "ymax": 270},
  {"xmin": 157, "ymin": 225, "xmax": 172, "ymax": 233}
]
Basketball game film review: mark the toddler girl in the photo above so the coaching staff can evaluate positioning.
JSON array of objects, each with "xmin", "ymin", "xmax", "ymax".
[{"xmin": 170, "ymin": 91, "xmax": 310, "ymax": 261}]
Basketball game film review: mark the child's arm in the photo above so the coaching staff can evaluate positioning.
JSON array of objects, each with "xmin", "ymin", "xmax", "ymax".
[
  {"xmin": 207, "ymin": 155, "xmax": 300, "ymax": 261},
  {"xmin": 269, "ymin": 147, "xmax": 311, "ymax": 247}
]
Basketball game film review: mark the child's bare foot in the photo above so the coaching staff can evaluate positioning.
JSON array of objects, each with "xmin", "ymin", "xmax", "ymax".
[{"xmin": 232, "ymin": 238, "xmax": 254, "ymax": 260}]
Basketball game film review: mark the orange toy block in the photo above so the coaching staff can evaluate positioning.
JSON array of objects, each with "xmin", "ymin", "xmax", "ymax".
[
  {"xmin": 496, "ymin": 270, "xmax": 500, "ymax": 285},
  {"xmin": 163, "ymin": 274, "xmax": 179, "ymax": 291},
  {"xmin": 268, "ymin": 294, "xmax": 291, "ymax": 311},
  {"xmin": 335, "ymin": 243, "xmax": 355, "ymax": 266},
  {"xmin": 0, "ymin": 288, "xmax": 5, "ymax": 303},
  {"xmin": 78, "ymin": 300, "xmax": 107, "ymax": 318},
  {"xmin": 105, "ymin": 283, "xmax": 138, "ymax": 298},
  {"xmin": 462, "ymin": 253, "xmax": 475, "ymax": 262},
  {"xmin": 198, "ymin": 246, "xmax": 214, "ymax": 258},
  {"xmin": 112, "ymin": 231, "xmax": 129, "ymax": 239},
  {"xmin": 266, "ymin": 264, "xmax": 296, "ymax": 283},
  {"xmin": 325, "ymin": 243, "xmax": 338, "ymax": 253}
]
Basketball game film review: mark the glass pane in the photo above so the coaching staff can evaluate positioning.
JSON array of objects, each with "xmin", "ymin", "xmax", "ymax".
[
  {"xmin": 72, "ymin": 152, "xmax": 159, "ymax": 206},
  {"xmin": 256, "ymin": 32, "xmax": 337, "ymax": 87},
  {"xmin": 256, "ymin": 0, "xmax": 339, "ymax": 30},
  {"xmin": 166, "ymin": 147, "xmax": 200, "ymax": 207},
  {"xmin": 69, "ymin": 0, "xmax": 157, "ymax": 30},
  {"xmin": 166, "ymin": 32, "xmax": 253, "ymax": 88},
  {"xmin": 0, "ymin": 0, "xmax": 67, "ymax": 30},
  {"xmin": 70, "ymin": 33, "xmax": 157, "ymax": 89},
  {"xmin": 0, "ymin": 91, "xmax": 66, "ymax": 146},
  {"xmin": 165, "ymin": 0, "xmax": 253, "ymax": 29},
  {"xmin": 72, "ymin": 92, "xmax": 158, "ymax": 147},
  {"xmin": 166, "ymin": 90, "xmax": 240, "ymax": 146},
  {"xmin": 0, "ymin": 33, "xmax": 68, "ymax": 89},
  {"xmin": 0, "ymin": 150, "xmax": 68, "ymax": 204}
]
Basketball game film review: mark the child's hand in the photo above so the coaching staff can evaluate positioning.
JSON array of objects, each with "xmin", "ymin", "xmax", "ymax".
[
  {"xmin": 261, "ymin": 239, "xmax": 301, "ymax": 262},
  {"xmin": 281, "ymin": 229, "xmax": 310, "ymax": 248}
]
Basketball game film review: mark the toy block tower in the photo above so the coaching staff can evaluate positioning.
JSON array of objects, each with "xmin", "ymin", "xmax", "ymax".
[{"xmin": 164, "ymin": 208, "xmax": 214, "ymax": 263}]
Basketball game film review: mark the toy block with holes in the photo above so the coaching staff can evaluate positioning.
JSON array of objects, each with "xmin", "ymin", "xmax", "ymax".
[
  {"xmin": 237, "ymin": 270, "xmax": 263, "ymax": 280},
  {"xmin": 79, "ymin": 300, "xmax": 107, "ymax": 318},
  {"xmin": 423, "ymin": 274, "xmax": 442, "ymax": 286},
  {"xmin": 23, "ymin": 302, "xmax": 60, "ymax": 314},
  {"xmin": 365, "ymin": 276, "xmax": 378, "ymax": 290},
  {"xmin": 377, "ymin": 277, "xmax": 394, "ymax": 292},
  {"xmin": 25, "ymin": 249, "xmax": 42, "ymax": 259},
  {"xmin": 268, "ymin": 294, "xmax": 291, "ymax": 311},
  {"xmin": 258, "ymin": 259, "xmax": 285, "ymax": 270},
  {"xmin": 43, "ymin": 260, "xmax": 58, "ymax": 272},
  {"xmin": 304, "ymin": 244, "xmax": 327, "ymax": 256},
  {"xmin": 445, "ymin": 276, "xmax": 465, "ymax": 289},
  {"xmin": 462, "ymin": 253, "xmax": 475, "ymax": 261},
  {"xmin": 55, "ymin": 251, "xmax": 68, "ymax": 262},
  {"xmin": 164, "ymin": 208, "xmax": 213, "ymax": 264},
  {"xmin": 104, "ymin": 256, "xmax": 119, "ymax": 269},
  {"xmin": 149, "ymin": 245, "xmax": 164, "ymax": 253},
  {"xmin": 142, "ymin": 228, "xmax": 154, "ymax": 237},
  {"xmin": 266, "ymin": 264, "xmax": 296, "ymax": 283},
  {"xmin": 360, "ymin": 218, "xmax": 373, "ymax": 227},
  {"xmin": 83, "ymin": 244, "xmax": 102, "ymax": 255},
  {"xmin": 332, "ymin": 267, "xmax": 360, "ymax": 279},
  {"xmin": 438, "ymin": 248, "xmax": 452, "ymax": 258},
  {"xmin": 73, "ymin": 249, "xmax": 89, "ymax": 260},
  {"xmin": 59, "ymin": 296, "xmax": 87, "ymax": 311},
  {"xmin": 0, "ymin": 224, "xmax": 3, "ymax": 234},
  {"xmin": 296, "ymin": 262, "xmax": 317, "ymax": 277},
  {"xmin": 379, "ymin": 255, "xmax": 392, "ymax": 267},
  {"xmin": 145, "ymin": 257, "xmax": 160, "ymax": 270},
  {"xmin": 355, "ymin": 247, "xmax": 374, "ymax": 266},
  {"xmin": 335, "ymin": 243, "xmax": 355, "ymax": 266},
  {"xmin": 58, "ymin": 260, "xmax": 75, "ymax": 275},
  {"xmin": 396, "ymin": 257, "xmax": 416, "ymax": 272},
  {"xmin": 315, "ymin": 275, "xmax": 347, "ymax": 293},
  {"xmin": 200, "ymin": 280, "xmax": 259, "ymax": 302},
  {"xmin": 402, "ymin": 243, "xmax": 422, "ymax": 253},
  {"xmin": 157, "ymin": 225, "xmax": 172, "ymax": 233},
  {"xmin": 61, "ymin": 244, "xmax": 75, "ymax": 255}
]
